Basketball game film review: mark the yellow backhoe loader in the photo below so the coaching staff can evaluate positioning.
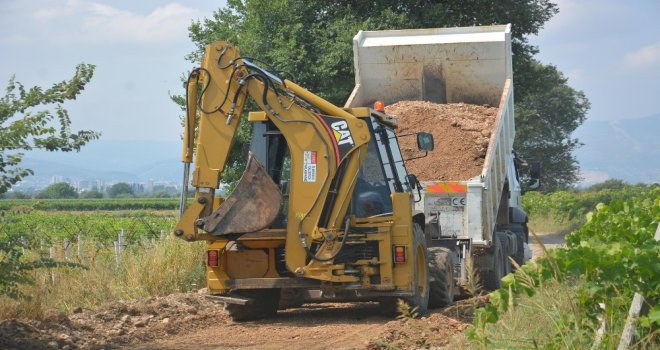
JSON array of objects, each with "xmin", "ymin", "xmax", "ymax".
[{"xmin": 175, "ymin": 41, "xmax": 451, "ymax": 321}]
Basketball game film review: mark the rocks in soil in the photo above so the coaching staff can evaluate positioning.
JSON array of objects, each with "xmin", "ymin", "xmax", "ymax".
[
  {"xmin": 385, "ymin": 101, "xmax": 498, "ymax": 181},
  {"xmin": 0, "ymin": 292, "xmax": 226, "ymax": 350},
  {"xmin": 365, "ymin": 295, "xmax": 489, "ymax": 349}
]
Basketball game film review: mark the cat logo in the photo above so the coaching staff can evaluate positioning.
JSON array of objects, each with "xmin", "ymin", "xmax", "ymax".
[{"xmin": 330, "ymin": 120, "xmax": 355, "ymax": 146}]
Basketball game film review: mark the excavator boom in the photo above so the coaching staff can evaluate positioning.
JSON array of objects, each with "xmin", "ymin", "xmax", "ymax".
[{"xmin": 175, "ymin": 41, "xmax": 370, "ymax": 275}]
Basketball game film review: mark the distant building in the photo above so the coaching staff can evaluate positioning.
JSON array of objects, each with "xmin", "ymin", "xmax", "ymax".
[
  {"xmin": 51, "ymin": 175, "xmax": 72, "ymax": 185},
  {"xmin": 146, "ymin": 179, "xmax": 155, "ymax": 192},
  {"xmin": 131, "ymin": 182, "xmax": 144, "ymax": 193}
]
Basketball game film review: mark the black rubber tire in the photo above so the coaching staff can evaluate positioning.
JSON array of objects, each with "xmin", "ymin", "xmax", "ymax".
[
  {"xmin": 379, "ymin": 223, "xmax": 429, "ymax": 317},
  {"xmin": 428, "ymin": 247, "xmax": 455, "ymax": 308},
  {"xmin": 500, "ymin": 223, "xmax": 528, "ymax": 267},
  {"xmin": 515, "ymin": 224, "xmax": 529, "ymax": 266},
  {"xmin": 407, "ymin": 223, "xmax": 430, "ymax": 315},
  {"xmin": 278, "ymin": 288, "xmax": 305, "ymax": 310},
  {"xmin": 225, "ymin": 289, "xmax": 280, "ymax": 322},
  {"xmin": 497, "ymin": 232, "xmax": 512, "ymax": 276},
  {"xmin": 378, "ymin": 297, "xmax": 399, "ymax": 317},
  {"xmin": 480, "ymin": 237, "xmax": 503, "ymax": 291}
]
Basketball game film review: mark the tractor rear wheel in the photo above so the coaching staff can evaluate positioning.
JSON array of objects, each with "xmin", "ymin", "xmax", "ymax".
[
  {"xmin": 278, "ymin": 288, "xmax": 305, "ymax": 310},
  {"xmin": 428, "ymin": 247, "xmax": 455, "ymax": 308},
  {"xmin": 225, "ymin": 289, "xmax": 280, "ymax": 322}
]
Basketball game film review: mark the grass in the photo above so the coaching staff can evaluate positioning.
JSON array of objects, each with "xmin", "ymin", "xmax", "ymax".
[
  {"xmin": 467, "ymin": 218, "xmax": 585, "ymax": 348},
  {"xmin": 468, "ymin": 220, "xmax": 659, "ymax": 350},
  {"xmin": 474, "ymin": 278, "xmax": 588, "ymax": 349},
  {"xmin": 470, "ymin": 274, "xmax": 659, "ymax": 349},
  {"xmin": 0, "ymin": 236, "xmax": 205, "ymax": 320}
]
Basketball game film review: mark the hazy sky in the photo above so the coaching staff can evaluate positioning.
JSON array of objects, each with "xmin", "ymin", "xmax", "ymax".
[
  {"xmin": 1, "ymin": 0, "xmax": 659, "ymax": 142},
  {"xmin": 529, "ymin": 0, "xmax": 660, "ymax": 123},
  {"xmin": 0, "ymin": 0, "xmax": 224, "ymax": 142}
]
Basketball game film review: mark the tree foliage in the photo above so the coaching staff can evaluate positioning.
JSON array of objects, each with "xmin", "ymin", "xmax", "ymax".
[
  {"xmin": 514, "ymin": 61, "xmax": 590, "ymax": 190},
  {"xmin": 0, "ymin": 64, "xmax": 100, "ymax": 194},
  {"xmin": 184, "ymin": 0, "xmax": 588, "ymax": 188},
  {"xmin": 2, "ymin": 191, "xmax": 30, "ymax": 199},
  {"xmin": 585, "ymin": 178, "xmax": 627, "ymax": 192},
  {"xmin": 80, "ymin": 189, "xmax": 104, "ymax": 199},
  {"xmin": 107, "ymin": 182, "xmax": 134, "ymax": 198},
  {"xmin": 36, "ymin": 182, "xmax": 78, "ymax": 199}
]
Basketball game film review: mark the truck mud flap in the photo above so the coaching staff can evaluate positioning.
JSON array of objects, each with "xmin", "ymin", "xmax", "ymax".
[{"xmin": 202, "ymin": 155, "xmax": 282, "ymax": 236}]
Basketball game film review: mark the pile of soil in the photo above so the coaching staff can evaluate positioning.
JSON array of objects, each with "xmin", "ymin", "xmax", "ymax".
[
  {"xmin": 0, "ymin": 291, "xmax": 226, "ymax": 350},
  {"xmin": 366, "ymin": 295, "xmax": 489, "ymax": 349},
  {"xmin": 385, "ymin": 101, "xmax": 499, "ymax": 181}
]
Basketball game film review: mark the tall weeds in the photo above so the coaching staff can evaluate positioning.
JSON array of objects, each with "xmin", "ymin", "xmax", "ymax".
[{"xmin": 0, "ymin": 237, "xmax": 205, "ymax": 320}]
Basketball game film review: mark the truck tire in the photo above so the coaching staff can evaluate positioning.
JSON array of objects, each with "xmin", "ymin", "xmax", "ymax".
[
  {"xmin": 496, "ymin": 231, "xmax": 512, "ymax": 276},
  {"xmin": 379, "ymin": 223, "xmax": 430, "ymax": 316},
  {"xmin": 480, "ymin": 237, "xmax": 503, "ymax": 291},
  {"xmin": 500, "ymin": 224, "xmax": 528, "ymax": 266},
  {"xmin": 428, "ymin": 247, "xmax": 455, "ymax": 308},
  {"xmin": 225, "ymin": 289, "xmax": 280, "ymax": 322},
  {"xmin": 278, "ymin": 288, "xmax": 305, "ymax": 310}
]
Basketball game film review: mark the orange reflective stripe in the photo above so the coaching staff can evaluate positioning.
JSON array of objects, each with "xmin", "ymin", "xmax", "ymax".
[
  {"xmin": 448, "ymin": 183, "xmax": 467, "ymax": 193},
  {"xmin": 426, "ymin": 181, "xmax": 466, "ymax": 193},
  {"xmin": 426, "ymin": 183, "xmax": 447, "ymax": 193}
]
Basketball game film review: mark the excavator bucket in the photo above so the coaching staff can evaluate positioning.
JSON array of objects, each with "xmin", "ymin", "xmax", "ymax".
[{"xmin": 202, "ymin": 155, "xmax": 282, "ymax": 236}]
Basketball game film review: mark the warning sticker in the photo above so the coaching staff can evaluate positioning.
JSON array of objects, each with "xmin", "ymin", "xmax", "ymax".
[{"xmin": 303, "ymin": 150, "xmax": 317, "ymax": 182}]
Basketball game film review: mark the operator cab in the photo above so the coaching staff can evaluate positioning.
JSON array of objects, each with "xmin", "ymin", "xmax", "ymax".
[
  {"xmin": 249, "ymin": 110, "xmax": 432, "ymax": 224},
  {"xmin": 352, "ymin": 116, "xmax": 412, "ymax": 217},
  {"xmin": 352, "ymin": 111, "xmax": 433, "ymax": 218}
]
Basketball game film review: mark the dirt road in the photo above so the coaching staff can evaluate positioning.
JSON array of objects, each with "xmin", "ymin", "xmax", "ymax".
[
  {"xmin": 530, "ymin": 231, "xmax": 567, "ymax": 259},
  {"xmin": 1, "ymin": 292, "xmax": 482, "ymax": 350},
  {"xmin": 139, "ymin": 296, "xmax": 485, "ymax": 350},
  {"xmin": 140, "ymin": 302, "xmax": 391, "ymax": 350}
]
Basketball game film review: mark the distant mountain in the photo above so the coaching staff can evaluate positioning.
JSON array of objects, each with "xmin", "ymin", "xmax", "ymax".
[
  {"xmin": 18, "ymin": 140, "xmax": 182, "ymax": 187},
  {"xmin": 21, "ymin": 158, "xmax": 137, "ymax": 181},
  {"xmin": 574, "ymin": 113, "xmax": 660, "ymax": 185}
]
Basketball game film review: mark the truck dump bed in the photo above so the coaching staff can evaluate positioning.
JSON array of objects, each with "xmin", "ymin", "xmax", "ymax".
[{"xmin": 345, "ymin": 25, "xmax": 516, "ymax": 246}]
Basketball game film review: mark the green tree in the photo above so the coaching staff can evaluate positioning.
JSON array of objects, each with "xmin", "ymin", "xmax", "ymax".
[
  {"xmin": 80, "ymin": 189, "xmax": 104, "ymax": 198},
  {"xmin": 184, "ymin": 0, "xmax": 587, "ymax": 188},
  {"xmin": 0, "ymin": 64, "xmax": 100, "ymax": 194},
  {"xmin": 107, "ymin": 182, "xmax": 134, "ymax": 198},
  {"xmin": 4, "ymin": 191, "xmax": 30, "ymax": 199},
  {"xmin": 514, "ymin": 61, "xmax": 590, "ymax": 190},
  {"xmin": 36, "ymin": 182, "xmax": 78, "ymax": 199},
  {"xmin": 585, "ymin": 178, "xmax": 628, "ymax": 192}
]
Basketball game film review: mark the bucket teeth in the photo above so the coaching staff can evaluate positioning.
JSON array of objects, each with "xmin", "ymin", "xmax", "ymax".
[{"xmin": 202, "ymin": 155, "xmax": 282, "ymax": 236}]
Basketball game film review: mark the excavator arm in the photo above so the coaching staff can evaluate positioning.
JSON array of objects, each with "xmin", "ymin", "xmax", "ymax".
[{"xmin": 175, "ymin": 41, "xmax": 371, "ymax": 276}]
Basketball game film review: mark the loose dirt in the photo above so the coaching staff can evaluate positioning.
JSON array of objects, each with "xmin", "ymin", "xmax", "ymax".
[
  {"xmin": 0, "ymin": 292, "xmax": 487, "ymax": 349},
  {"xmin": 385, "ymin": 101, "xmax": 498, "ymax": 181},
  {"xmin": 0, "ymin": 291, "xmax": 222, "ymax": 350}
]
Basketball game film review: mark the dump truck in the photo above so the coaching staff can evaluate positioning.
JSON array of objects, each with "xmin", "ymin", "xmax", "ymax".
[{"xmin": 345, "ymin": 24, "xmax": 539, "ymax": 292}]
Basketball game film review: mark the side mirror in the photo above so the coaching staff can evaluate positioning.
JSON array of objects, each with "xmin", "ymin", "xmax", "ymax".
[{"xmin": 416, "ymin": 132, "xmax": 434, "ymax": 151}]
